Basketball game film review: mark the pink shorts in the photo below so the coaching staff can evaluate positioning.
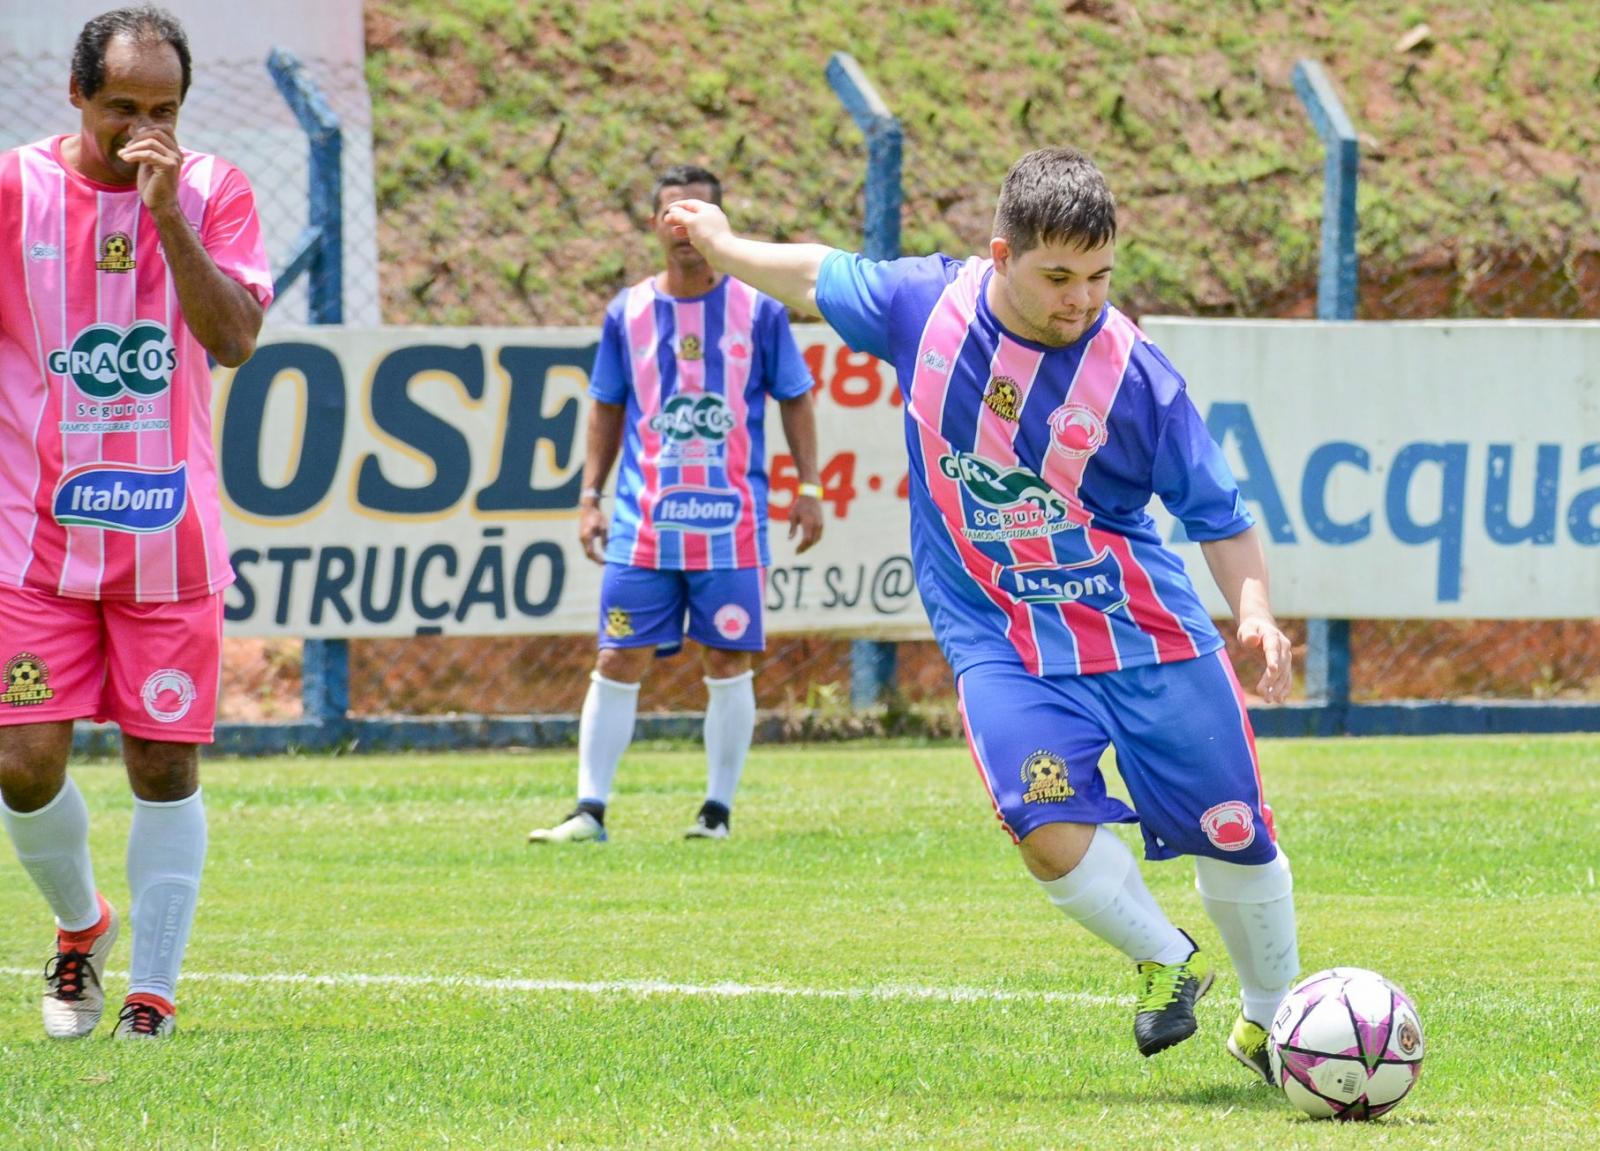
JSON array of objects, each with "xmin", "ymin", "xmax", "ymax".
[{"xmin": 0, "ymin": 585, "xmax": 223, "ymax": 743}]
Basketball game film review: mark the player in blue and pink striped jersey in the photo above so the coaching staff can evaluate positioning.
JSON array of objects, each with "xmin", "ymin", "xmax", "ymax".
[
  {"xmin": 528, "ymin": 165, "xmax": 824, "ymax": 846},
  {"xmin": 665, "ymin": 148, "xmax": 1298, "ymax": 1080}
]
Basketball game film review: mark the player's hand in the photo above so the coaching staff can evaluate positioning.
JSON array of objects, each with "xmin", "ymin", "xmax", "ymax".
[
  {"xmin": 662, "ymin": 199, "xmax": 731, "ymax": 259},
  {"xmin": 119, "ymin": 126, "xmax": 182, "ymax": 214},
  {"xmin": 1237, "ymin": 614, "xmax": 1293, "ymax": 704},
  {"xmin": 578, "ymin": 503, "xmax": 608, "ymax": 566},
  {"xmin": 789, "ymin": 494, "xmax": 824, "ymax": 553}
]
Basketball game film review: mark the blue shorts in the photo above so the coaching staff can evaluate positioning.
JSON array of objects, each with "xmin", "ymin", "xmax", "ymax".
[
  {"xmin": 956, "ymin": 650, "xmax": 1278, "ymax": 863},
  {"xmin": 597, "ymin": 563, "xmax": 766, "ymax": 654}
]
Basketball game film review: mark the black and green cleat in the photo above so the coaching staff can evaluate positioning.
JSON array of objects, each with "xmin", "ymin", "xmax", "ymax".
[{"xmin": 1133, "ymin": 934, "xmax": 1214, "ymax": 1057}]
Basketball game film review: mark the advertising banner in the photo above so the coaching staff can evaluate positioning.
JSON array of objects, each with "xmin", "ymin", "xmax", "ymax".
[{"xmin": 217, "ymin": 319, "xmax": 1600, "ymax": 636}]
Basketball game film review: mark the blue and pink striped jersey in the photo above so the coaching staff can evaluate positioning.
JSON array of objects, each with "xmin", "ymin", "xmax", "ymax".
[
  {"xmin": 590, "ymin": 275, "xmax": 813, "ymax": 570},
  {"xmin": 816, "ymin": 251, "xmax": 1252, "ymax": 678}
]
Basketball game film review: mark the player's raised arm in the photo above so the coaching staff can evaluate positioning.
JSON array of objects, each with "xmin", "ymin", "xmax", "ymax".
[
  {"xmin": 663, "ymin": 199, "xmax": 831, "ymax": 316},
  {"xmin": 122, "ymin": 127, "xmax": 266, "ymax": 367}
]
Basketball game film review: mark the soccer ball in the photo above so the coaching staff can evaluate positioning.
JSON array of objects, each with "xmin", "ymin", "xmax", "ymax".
[{"xmin": 1268, "ymin": 967, "xmax": 1424, "ymax": 1120}]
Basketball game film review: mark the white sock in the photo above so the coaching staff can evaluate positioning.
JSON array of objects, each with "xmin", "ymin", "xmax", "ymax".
[
  {"xmin": 2, "ymin": 777, "xmax": 100, "ymax": 931},
  {"xmin": 126, "ymin": 789, "xmax": 208, "ymax": 1004},
  {"xmin": 1195, "ymin": 850, "xmax": 1299, "ymax": 1025},
  {"xmin": 577, "ymin": 672, "xmax": 640, "ymax": 807},
  {"xmin": 1037, "ymin": 826, "xmax": 1193, "ymax": 965},
  {"xmin": 703, "ymin": 670, "xmax": 755, "ymax": 809}
]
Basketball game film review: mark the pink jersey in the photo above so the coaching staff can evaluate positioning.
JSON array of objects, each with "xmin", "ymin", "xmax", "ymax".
[{"xmin": 0, "ymin": 136, "xmax": 273, "ymax": 602}]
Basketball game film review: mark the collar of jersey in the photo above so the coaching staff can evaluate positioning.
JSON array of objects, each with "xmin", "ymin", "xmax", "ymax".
[{"xmin": 649, "ymin": 272, "xmax": 729, "ymax": 303}]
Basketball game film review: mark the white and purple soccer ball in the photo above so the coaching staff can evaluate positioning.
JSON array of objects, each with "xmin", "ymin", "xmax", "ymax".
[{"xmin": 1268, "ymin": 967, "xmax": 1424, "ymax": 1120}]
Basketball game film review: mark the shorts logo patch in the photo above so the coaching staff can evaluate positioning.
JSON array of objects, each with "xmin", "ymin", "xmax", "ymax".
[
  {"xmin": 713, "ymin": 603, "xmax": 750, "ymax": 640},
  {"xmin": 142, "ymin": 668, "xmax": 196, "ymax": 724},
  {"xmin": 604, "ymin": 607, "xmax": 634, "ymax": 639},
  {"xmin": 1020, "ymin": 749, "xmax": 1074, "ymax": 805},
  {"xmin": 2, "ymin": 653, "xmax": 55, "ymax": 707},
  {"xmin": 983, "ymin": 376, "xmax": 1021, "ymax": 422},
  {"xmin": 1200, "ymin": 800, "xmax": 1256, "ymax": 852}
]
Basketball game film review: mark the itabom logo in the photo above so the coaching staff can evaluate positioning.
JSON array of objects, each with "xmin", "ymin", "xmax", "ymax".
[
  {"xmin": 53, "ymin": 462, "xmax": 188, "ymax": 533},
  {"xmin": 994, "ymin": 551, "xmax": 1128, "ymax": 612},
  {"xmin": 652, "ymin": 485, "xmax": 742, "ymax": 534},
  {"xmin": 47, "ymin": 322, "xmax": 176, "ymax": 399}
]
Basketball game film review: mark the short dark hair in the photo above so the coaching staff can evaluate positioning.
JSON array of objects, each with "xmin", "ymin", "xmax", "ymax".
[
  {"xmin": 993, "ymin": 148, "xmax": 1117, "ymax": 255},
  {"xmin": 652, "ymin": 164, "xmax": 722, "ymax": 212},
  {"xmin": 72, "ymin": 5, "xmax": 192, "ymax": 102}
]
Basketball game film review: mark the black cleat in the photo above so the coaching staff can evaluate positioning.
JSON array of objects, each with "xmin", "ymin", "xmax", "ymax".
[
  {"xmin": 684, "ymin": 800, "xmax": 730, "ymax": 840},
  {"xmin": 1133, "ymin": 933, "xmax": 1214, "ymax": 1057}
]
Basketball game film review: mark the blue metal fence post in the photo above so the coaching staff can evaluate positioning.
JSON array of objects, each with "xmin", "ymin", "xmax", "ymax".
[
  {"xmin": 827, "ymin": 53, "xmax": 904, "ymax": 709},
  {"xmin": 1292, "ymin": 60, "xmax": 1357, "ymax": 718},
  {"xmin": 268, "ymin": 49, "xmax": 348, "ymax": 732}
]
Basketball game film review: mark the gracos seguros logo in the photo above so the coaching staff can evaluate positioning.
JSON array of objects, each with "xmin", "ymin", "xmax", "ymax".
[
  {"xmin": 47, "ymin": 322, "xmax": 177, "ymax": 399},
  {"xmin": 648, "ymin": 393, "xmax": 735, "ymax": 443},
  {"xmin": 939, "ymin": 452, "xmax": 1071, "ymax": 525}
]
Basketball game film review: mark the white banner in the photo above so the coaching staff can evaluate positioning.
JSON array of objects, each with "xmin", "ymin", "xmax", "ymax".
[
  {"xmin": 216, "ymin": 325, "xmax": 921, "ymax": 638},
  {"xmin": 215, "ymin": 320, "xmax": 1600, "ymax": 637},
  {"xmin": 1144, "ymin": 318, "xmax": 1600, "ymax": 618}
]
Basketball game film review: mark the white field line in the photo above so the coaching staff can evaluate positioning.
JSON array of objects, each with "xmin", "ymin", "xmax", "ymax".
[{"xmin": 0, "ymin": 965, "xmax": 1124, "ymax": 1007}]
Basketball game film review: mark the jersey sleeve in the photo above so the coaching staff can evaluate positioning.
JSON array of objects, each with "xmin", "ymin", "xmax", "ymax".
[
  {"xmin": 757, "ymin": 298, "xmax": 817, "ymax": 400},
  {"xmin": 1152, "ymin": 386, "xmax": 1255, "ymax": 540},
  {"xmin": 201, "ymin": 165, "xmax": 274, "ymax": 309},
  {"xmin": 587, "ymin": 303, "xmax": 629, "ymax": 404},
  {"xmin": 814, "ymin": 249, "xmax": 914, "ymax": 362}
]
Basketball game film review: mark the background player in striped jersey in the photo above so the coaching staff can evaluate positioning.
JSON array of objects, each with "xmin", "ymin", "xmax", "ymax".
[
  {"xmin": 664, "ymin": 149, "xmax": 1298, "ymax": 1080},
  {"xmin": 0, "ymin": 5, "xmax": 271, "ymax": 1040},
  {"xmin": 528, "ymin": 165, "xmax": 824, "ymax": 844}
]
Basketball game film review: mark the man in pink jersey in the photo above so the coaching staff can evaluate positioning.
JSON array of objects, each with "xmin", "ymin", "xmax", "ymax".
[
  {"xmin": 529, "ymin": 165, "xmax": 823, "ymax": 844},
  {"xmin": 0, "ymin": 6, "xmax": 271, "ymax": 1041},
  {"xmin": 664, "ymin": 150, "xmax": 1300, "ymax": 1083}
]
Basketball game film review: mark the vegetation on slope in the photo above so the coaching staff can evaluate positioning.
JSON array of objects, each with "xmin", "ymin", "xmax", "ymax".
[{"xmin": 363, "ymin": 0, "xmax": 1599, "ymax": 327}]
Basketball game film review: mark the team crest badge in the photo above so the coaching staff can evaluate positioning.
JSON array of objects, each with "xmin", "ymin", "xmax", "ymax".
[
  {"xmin": 604, "ymin": 607, "xmax": 635, "ymax": 639},
  {"xmin": 142, "ymin": 668, "xmax": 196, "ymax": 723},
  {"xmin": 1020, "ymin": 750, "xmax": 1073, "ymax": 805},
  {"xmin": 983, "ymin": 376, "xmax": 1021, "ymax": 422},
  {"xmin": 2, "ymin": 653, "xmax": 54, "ymax": 707},
  {"xmin": 1048, "ymin": 402, "xmax": 1108, "ymax": 459},
  {"xmin": 713, "ymin": 603, "xmax": 750, "ymax": 641},
  {"xmin": 97, "ymin": 231, "xmax": 136, "ymax": 273},
  {"xmin": 678, "ymin": 334, "xmax": 703, "ymax": 362},
  {"xmin": 1199, "ymin": 800, "xmax": 1256, "ymax": 852}
]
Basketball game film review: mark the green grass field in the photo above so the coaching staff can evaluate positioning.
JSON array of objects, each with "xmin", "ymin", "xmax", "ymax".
[{"xmin": 2, "ymin": 737, "xmax": 1596, "ymax": 1149}]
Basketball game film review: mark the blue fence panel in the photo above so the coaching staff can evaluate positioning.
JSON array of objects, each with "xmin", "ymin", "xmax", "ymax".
[
  {"xmin": 1293, "ymin": 59, "xmax": 1357, "ymax": 720},
  {"xmin": 827, "ymin": 53, "xmax": 904, "ymax": 707}
]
